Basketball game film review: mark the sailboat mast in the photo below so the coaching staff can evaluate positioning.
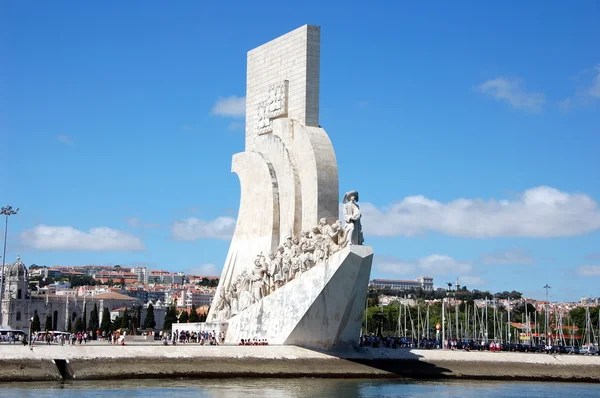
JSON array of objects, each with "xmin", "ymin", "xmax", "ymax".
[
  {"xmin": 442, "ymin": 299, "xmax": 446, "ymax": 349},
  {"xmin": 426, "ymin": 304, "xmax": 430, "ymax": 340}
]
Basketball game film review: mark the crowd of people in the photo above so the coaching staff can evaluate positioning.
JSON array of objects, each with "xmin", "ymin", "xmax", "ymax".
[
  {"xmin": 359, "ymin": 334, "xmax": 420, "ymax": 348},
  {"xmin": 166, "ymin": 329, "xmax": 224, "ymax": 345},
  {"xmin": 238, "ymin": 338, "xmax": 269, "ymax": 345},
  {"xmin": 358, "ymin": 334, "xmax": 581, "ymax": 354},
  {"xmin": 0, "ymin": 331, "xmax": 27, "ymax": 345},
  {"xmin": 31, "ymin": 330, "xmax": 128, "ymax": 345}
]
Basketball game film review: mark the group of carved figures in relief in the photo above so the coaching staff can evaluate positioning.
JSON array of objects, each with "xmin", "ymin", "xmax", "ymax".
[
  {"xmin": 257, "ymin": 81, "xmax": 288, "ymax": 134},
  {"xmin": 213, "ymin": 191, "xmax": 364, "ymax": 321}
]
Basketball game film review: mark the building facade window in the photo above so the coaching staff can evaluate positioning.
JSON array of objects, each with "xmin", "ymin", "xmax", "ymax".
[
  {"xmin": 17, "ymin": 289, "xmax": 22, "ymax": 299},
  {"xmin": 16, "ymin": 312, "xmax": 21, "ymax": 321}
]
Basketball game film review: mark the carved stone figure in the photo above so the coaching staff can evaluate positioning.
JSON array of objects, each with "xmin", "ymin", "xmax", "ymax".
[
  {"xmin": 318, "ymin": 218, "xmax": 331, "ymax": 236},
  {"xmin": 215, "ymin": 290, "xmax": 231, "ymax": 321},
  {"xmin": 268, "ymin": 250, "xmax": 283, "ymax": 291},
  {"xmin": 321, "ymin": 220, "xmax": 339, "ymax": 256},
  {"xmin": 289, "ymin": 236, "xmax": 302, "ymax": 280},
  {"xmin": 282, "ymin": 240, "xmax": 292, "ymax": 283},
  {"xmin": 342, "ymin": 190, "xmax": 364, "ymax": 246},
  {"xmin": 228, "ymin": 284, "xmax": 239, "ymax": 315},
  {"xmin": 310, "ymin": 226, "xmax": 325, "ymax": 266},
  {"xmin": 248, "ymin": 254, "xmax": 269, "ymax": 304},
  {"xmin": 299, "ymin": 230, "xmax": 315, "ymax": 272},
  {"xmin": 236, "ymin": 270, "xmax": 253, "ymax": 313}
]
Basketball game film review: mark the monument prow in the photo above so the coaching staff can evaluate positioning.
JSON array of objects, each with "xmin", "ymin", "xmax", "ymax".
[{"xmin": 226, "ymin": 245, "xmax": 373, "ymax": 350}]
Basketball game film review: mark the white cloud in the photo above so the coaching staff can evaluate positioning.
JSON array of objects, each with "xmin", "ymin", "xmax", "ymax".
[
  {"xmin": 577, "ymin": 265, "xmax": 600, "ymax": 276},
  {"xmin": 558, "ymin": 65, "xmax": 600, "ymax": 110},
  {"xmin": 375, "ymin": 254, "xmax": 472, "ymax": 276},
  {"xmin": 184, "ymin": 263, "xmax": 221, "ymax": 276},
  {"xmin": 458, "ymin": 275, "xmax": 485, "ymax": 287},
  {"xmin": 20, "ymin": 225, "xmax": 145, "ymax": 251},
  {"xmin": 558, "ymin": 97, "xmax": 573, "ymax": 113},
  {"xmin": 477, "ymin": 77, "xmax": 545, "ymax": 112},
  {"xmin": 587, "ymin": 65, "xmax": 600, "ymax": 98},
  {"xmin": 171, "ymin": 216, "xmax": 236, "ymax": 241},
  {"xmin": 478, "ymin": 249, "xmax": 536, "ymax": 265},
  {"xmin": 211, "ymin": 96, "xmax": 245, "ymax": 117},
  {"xmin": 57, "ymin": 135, "xmax": 74, "ymax": 146},
  {"xmin": 361, "ymin": 186, "xmax": 600, "ymax": 238},
  {"xmin": 125, "ymin": 217, "xmax": 160, "ymax": 229}
]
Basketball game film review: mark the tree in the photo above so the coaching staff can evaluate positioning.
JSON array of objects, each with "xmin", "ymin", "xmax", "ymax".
[
  {"xmin": 100, "ymin": 307, "xmax": 111, "ymax": 333},
  {"xmin": 121, "ymin": 309, "xmax": 130, "ymax": 331},
  {"xmin": 39, "ymin": 277, "xmax": 55, "ymax": 288},
  {"xmin": 513, "ymin": 302, "xmax": 537, "ymax": 318},
  {"xmin": 163, "ymin": 305, "xmax": 177, "ymax": 331},
  {"xmin": 88, "ymin": 303, "xmax": 100, "ymax": 335},
  {"xmin": 44, "ymin": 314, "xmax": 52, "ymax": 331},
  {"xmin": 31, "ymin": 312, "xmax": 41, "ymax": 332},
  {"xmin": 74, "ymin": 317, "xmax": 84, "ymax": 332},
  {"xmin": 112, "ymin": 316, "xmax": 122, "ymax": 332},
  {"xmin": 179, "ymin": 310, "xmax": 189, "ymax": 323},
  {"xmin": 143, "ymin": 304, "xmax": 156, "ymax": 329},
  {"xmin": 197, "ymin": 277, "xmax": 219, "ymax": 287},
  {"xmin": 67, "ymin": 317, "xmax": 72, "ymax": 333},
  {"xmin": 509, "ymin": 290, "xmax": 522, "ymax": 300},
  {"xmin": 106, "ymin": 279, "xmax": 114, "ymax": 287},
  {"xmin": 189, "ymin": 305, "xmax": 199, "ymax": 322},
  {"xmin": 68, "ymin": 275, "xmax": 97, "ymax": 288}
]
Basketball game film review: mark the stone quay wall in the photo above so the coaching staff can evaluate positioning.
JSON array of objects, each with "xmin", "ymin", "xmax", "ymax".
[{"xmin": 0, "ymin": 345, "xmax": 598, "ymax": 383}]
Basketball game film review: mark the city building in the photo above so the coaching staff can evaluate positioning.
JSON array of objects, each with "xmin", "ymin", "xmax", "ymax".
[
  {"xmin": 369, "ymin": 276, "xmax": 434, "ymax": 291},
  {"xmin": 147, "ymin": 271, "xmax": 186, "ymax": 285},
  {"xmin": 1, "ymin": 257, "xmax": 142, "ymax": 333},
  {"xmin": 180, "ymin": 288, "xmax": 214, "ymax": 308},
  {"xmin": 580, "ymin": 297, "xmax": 599, "ymax": 305},
  {"xmin": 134, "ymin": 266, "xmax": 149, "ymax": 284}
]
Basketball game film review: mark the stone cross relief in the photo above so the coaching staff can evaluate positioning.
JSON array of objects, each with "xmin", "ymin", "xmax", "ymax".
[{"xmin": 257, "ymin": 80, "xmax": 289, "ymax": 135}]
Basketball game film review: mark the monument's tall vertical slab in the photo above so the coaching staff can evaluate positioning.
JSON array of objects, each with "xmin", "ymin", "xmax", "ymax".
[{"xmin": 244, "ymin": 25, "xmax": 321, "ymax": 151}]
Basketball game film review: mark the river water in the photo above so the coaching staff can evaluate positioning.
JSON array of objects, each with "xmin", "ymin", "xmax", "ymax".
[{"xmin": 0, "ymin": 379, "xmax": 598, "ymax": 398}]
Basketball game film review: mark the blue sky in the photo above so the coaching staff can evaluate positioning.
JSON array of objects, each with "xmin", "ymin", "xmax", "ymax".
[{"xmin": 1, "ymin": 1, "xmax": 599, "ymax": 302}]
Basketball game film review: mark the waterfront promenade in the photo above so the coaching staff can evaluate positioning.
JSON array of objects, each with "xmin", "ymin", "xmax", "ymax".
[{"xmin": 1, "ymin": 340, "xmax": 599, "ymax": 383}]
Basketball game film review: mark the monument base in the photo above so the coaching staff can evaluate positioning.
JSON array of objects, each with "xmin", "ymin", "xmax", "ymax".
[
  {"xmin": 172, "ymin": 321, "xmax": 228, "ymax": 335},
  {"xmin": 225, "ymin": 245, "xmax": 373, "ymax": 351}
]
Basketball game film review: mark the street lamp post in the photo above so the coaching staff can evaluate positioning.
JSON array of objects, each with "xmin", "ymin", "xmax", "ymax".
[
  {"xmin": 543, "ymin": 284, "xmax": 551, "ymax": 344},
  {"xmin": 0, "ymin": 205, "xmax": 19, "ymax": 325},
  {"xmin": 29, "ymin": 317, "xmax": 34, "ymax": 350}
]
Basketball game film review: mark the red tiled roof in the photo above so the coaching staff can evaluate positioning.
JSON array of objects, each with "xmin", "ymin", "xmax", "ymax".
[{"xmin": 94, "ymin": 291, "xmax": 135, "ymax": 300}]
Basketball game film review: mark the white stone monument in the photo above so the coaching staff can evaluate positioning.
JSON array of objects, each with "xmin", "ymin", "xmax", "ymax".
[{"xmin": 206, "ymin": 25, "xmax": 373, "ymax": 351}]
